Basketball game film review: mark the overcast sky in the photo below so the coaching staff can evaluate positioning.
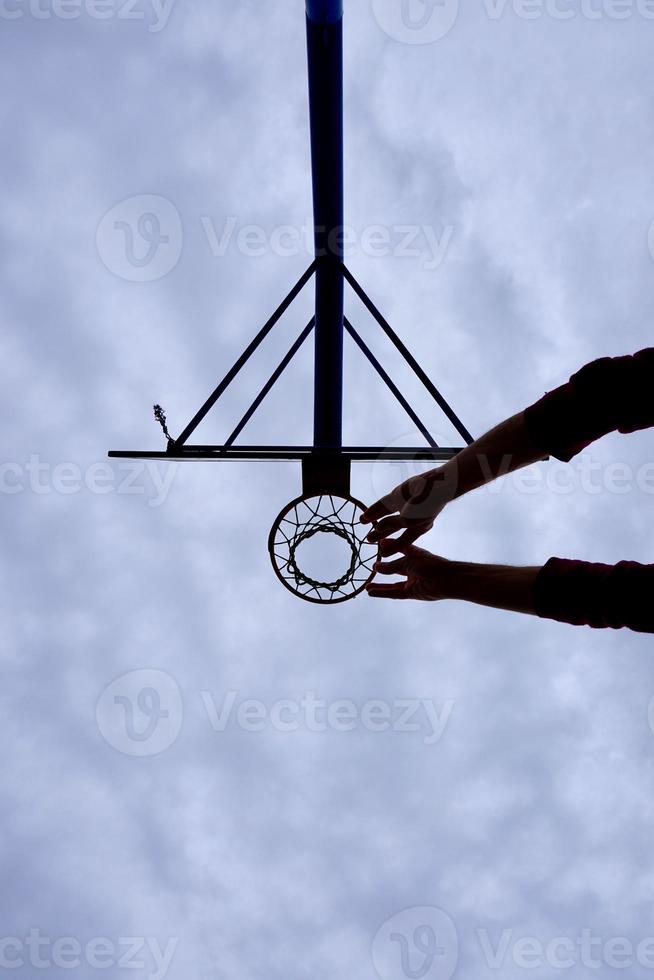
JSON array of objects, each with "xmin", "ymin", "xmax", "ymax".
[{"xmin": 2, "ymin": 0, "xmax": 654, "ymax": 977}]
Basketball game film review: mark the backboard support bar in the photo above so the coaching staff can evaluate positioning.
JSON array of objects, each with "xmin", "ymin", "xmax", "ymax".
[
  {"xmin": 109, "ymin": 260, "xmax": 472, "ymax": 464},
  {"xmin": 108, "ymin": 447, "xmax": 467, "ymax": 462},
  {"xmin": 109, "ymin": 2, "xmax": 473, "ymax": 474},
  {"xmin": 306, "ymin": 9, "xmax": 345, "ymax": 450}
]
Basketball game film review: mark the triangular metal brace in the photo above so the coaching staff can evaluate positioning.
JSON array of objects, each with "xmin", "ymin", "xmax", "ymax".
[{"xmin": 108, "ymin": 259, "xmax": 473, "ymax": 463}]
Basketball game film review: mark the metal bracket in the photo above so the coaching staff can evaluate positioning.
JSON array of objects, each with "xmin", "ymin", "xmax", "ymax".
[
  {"xmin": 109, "ymin": 262, "xmax": 473, "ymax": 464},
  {"xmin": 302, "ymin": 454, "xmax": 351, "ymax": 497}
]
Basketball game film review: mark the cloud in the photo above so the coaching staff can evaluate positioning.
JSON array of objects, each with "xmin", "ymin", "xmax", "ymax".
[{"xmin": 1, "ymin": 2, "xmax": 653, "ymax": 977}]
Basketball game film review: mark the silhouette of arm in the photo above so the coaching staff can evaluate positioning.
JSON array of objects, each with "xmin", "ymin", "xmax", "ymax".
[
  {"xmin": 533, "ymin": 558, "xmax": 654, "ymax": 633},
  {"xmin": 369, "ymin": 548, "xmax": 654, "ymax": 633},
  {"xmin": 524, "ymin": 348, "xmax": 654, "ymax": 462},
  {"xmin": 361, "ymin": 411, "xmax": 547, "ymax": 549}
]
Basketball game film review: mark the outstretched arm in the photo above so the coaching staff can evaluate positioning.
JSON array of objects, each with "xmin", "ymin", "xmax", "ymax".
[
  {"xmin": 367, "ymin": 548, "xmax": 541, "ymax": 615},
  {"xmin": 360, "ymin": 411, "xmax": 547, "ymax": 554},
  {"xmin": 362, "ymin": 348, "xmax": 654, "ymax": 556},
  {"xmin": 367, "ymin": 545, "xmax": 654, "ymax": 634}
]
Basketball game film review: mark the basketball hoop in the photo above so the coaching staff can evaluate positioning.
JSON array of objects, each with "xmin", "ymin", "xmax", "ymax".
[
  {"xmin": 269, "ymin": 492, "xmax": 378, "ymax": 603},
  {"xmin": 108, "ymin": 1, "xmax": 474, "ymax": 604}
]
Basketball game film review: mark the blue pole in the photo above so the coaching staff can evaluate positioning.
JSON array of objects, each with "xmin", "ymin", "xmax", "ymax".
[{"xmin": 306, "ymin": 0, "xmax": 344, "ymax": 449}]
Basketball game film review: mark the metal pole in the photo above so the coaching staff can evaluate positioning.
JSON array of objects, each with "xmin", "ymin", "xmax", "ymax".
[{"xmin": 306, "ymin": 0, "xmax": 344, "ymax": 449}]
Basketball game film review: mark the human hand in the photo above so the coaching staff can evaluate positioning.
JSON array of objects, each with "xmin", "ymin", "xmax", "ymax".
[
  {"xmin": 366, "ymin": 542, "xmax": 456, "ymax": 600},
  {"xmin": 359, "ymin": 466, "xmax": 456, "ymax": 557}
]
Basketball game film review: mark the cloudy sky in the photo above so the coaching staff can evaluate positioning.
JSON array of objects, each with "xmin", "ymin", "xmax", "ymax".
[{"xmin": 2, "ymin": 0, "xmax": 654, "ymax": 977}]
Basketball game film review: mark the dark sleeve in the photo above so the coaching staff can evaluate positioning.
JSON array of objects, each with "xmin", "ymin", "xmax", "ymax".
[
  {"xmin": 534, "ymin": 557, "xmax": 654, "ymax": 633},
  {"xmin": 524, "ymin": 348, "xmax": 654, "ymax": 462}
]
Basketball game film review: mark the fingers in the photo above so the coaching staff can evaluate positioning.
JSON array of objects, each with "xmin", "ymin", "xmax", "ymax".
[
  {"xmin": 359, "ymin": 502, "xmax": 389, "ymax": 525},
  {"xmin": 359, "ymin": 490, "xmax": 398, "ymax": 525},
  {"xmin": 376, "ymin": 525, "xmax": 431, "ymax": 557},
  {"xmin": 366, "ymin": 514, "xmax": 433, "ymax": 545},
  {"xmin": 365, "ymin": 513, "xmax": 410, "ymax": 543},
  {"xmin": 396, "ymin": 523, "xmax": 433, "ymax": 550},
  {"xmin": 360, "ymin": 469, "xmax": 447, "ymax": 526},
  {"xmin": 365, "ymin": 581, "xmax": 411, "ymax": 599},
  {"xmin": 374, "ymin": 556, "xmax": 410, "ymax": 576}
]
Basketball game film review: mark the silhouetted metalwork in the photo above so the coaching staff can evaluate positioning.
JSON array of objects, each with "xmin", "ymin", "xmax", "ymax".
[
  {"xmin": 110, "ymin": 446, "xmax": 466, "ymax": 461},
  {"xmin": 343, "ymin": 317, "xmax": 438, "ymax": 450},
  {"xmin": 108, "ymin": 1, "xmax": 473, "ymax": 602},
  {"xmin": 306, "ymin": 3, "xmax": 344, "ymax": 449},
  {"xmin": 109, "ymin": 259, "xmax": 470, "ymax": 464},
  {"xmin": 224, "ymin": 319, "xmax": 315, "ymax": 448},
  {"xmin": 340, "ymin": 262, "xmax": 474, "ymax": 446}
]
